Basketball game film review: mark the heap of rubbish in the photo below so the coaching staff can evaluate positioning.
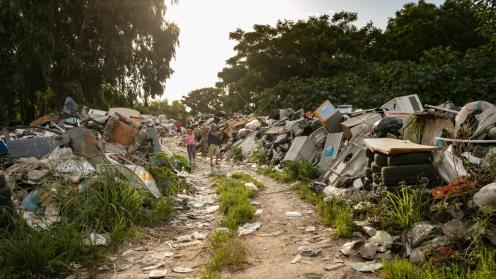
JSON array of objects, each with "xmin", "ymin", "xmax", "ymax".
[
  {"xmin": 177, "ymin": 94, "xmax": 496, "ymax": 270},
  {"xmin": 0, "ymin": 97, "xmax": 187, "ymax": 232}
]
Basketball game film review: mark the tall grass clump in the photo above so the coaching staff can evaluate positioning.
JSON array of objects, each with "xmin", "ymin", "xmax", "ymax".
[
  {"xmin": 204, "ymin": 231, "xmax": 246, "ymax": 276},
  {"xmin": 382, "ymin": 185, "xmax": 426, "ymax": 231},
  {"xmin": 0, "ymin": 219, "xmax": 85, "ymax": 278},
  {"xmin": 318, "ymin": 198, "xmax": 353, "ymax": 238},
  {"xmin": 59, "ymin": 169, "xmax": 145, "ymax": 238}
]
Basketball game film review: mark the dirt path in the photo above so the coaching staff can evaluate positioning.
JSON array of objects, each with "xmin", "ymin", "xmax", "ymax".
[
  {"xmin": 73, "ymin": 140, "xmax": 225, "ymax": 279},
  {"xmin": 218, "ymin": 171, "xmax": 374, "ymax": 279},
  {"xmin": 74, "ymin": 137, "xmax": 375, "ymax": 279}
]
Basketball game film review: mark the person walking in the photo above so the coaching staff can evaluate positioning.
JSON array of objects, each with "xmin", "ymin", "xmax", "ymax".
[
  {"xmin": 186, "ymin": 129, "xmax": 197, "ymax": 169},
  {"xmin": 208, "ymin": 126, "xmax": 221, "ymax": 166},
  {"xmin": 200, "ymin": 125, "xmax": 209, "ymax": 157}
]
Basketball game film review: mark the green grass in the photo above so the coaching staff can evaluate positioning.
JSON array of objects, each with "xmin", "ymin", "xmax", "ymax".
[
  {"xmin": 383, "ymin": 247, "xmax": 496, "ymax": 279},
  {"xmin": 0, "ymin": 219, "xmax": 87, "ymax": 279},
  {"xmin": 204, "ymin": 232, "xmax": 246, "ymax": 276},
  {"xmin": 290, "ymin": 182, "xmax": 353, "ymax": 238},
  {"xmin": 230, "ymin": 147, "xmax": 244, "ymax": 162},
  {"xmin": 213, "ymin": 174, "xmax": 260, "ymax": 229},
  {"xmin": 259, "ymin": 160, "xmax": 320, "ymax": 184},
  {"xmin": 383, "ymin": 259, "xmax": 417, "ymax": 279},
  {"xmin": 382, "ymin": 185, "xmax": 426, "ymax": 231},
  {"xmin": 204, "ymin": 173, "xmax": 262, "ymax": 277},
  {"xmin": 259, "ymin": 165, "xmax": 295, "ymax": 183},
  {"xmin": 249, "ymin": 143, "xmax": 267, "ymax": 165},
  {"xmin": 173, "ymin": 153, "xmax": 192, "ymax": 172}
]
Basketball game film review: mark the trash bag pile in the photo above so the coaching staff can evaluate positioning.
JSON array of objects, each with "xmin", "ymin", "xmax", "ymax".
[
  {"xmin": 176, "ymin": 95, "xmax": 496, "ymax": 270},
  {"xmin": 0, "ymin": 97, "xmax": 187, "ymax": 232}
]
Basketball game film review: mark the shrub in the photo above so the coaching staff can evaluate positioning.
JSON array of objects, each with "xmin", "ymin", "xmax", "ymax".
[
  {"xmin": 249, "ymin": 143, "xmax": 267, "ymax": 164},
  {"xmin": 230, "ymin": 147, "xmax": 244, "ymax": 162},
  {"xmin": 283, "ymin": 160, "xmax": 321, "ymax": 182},
  {"xmin": 259, "ymin": 165, "xmax": 294, "ymax": 183}
]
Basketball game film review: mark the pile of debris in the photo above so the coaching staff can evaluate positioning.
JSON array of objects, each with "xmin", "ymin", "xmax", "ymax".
[
  {"xmin": 178, "ymin": 95, "xmax": 496, "ymax": 271},
  {"xmin": 0, "ymin": 97, "xmax": 185, "ymax": 231}
]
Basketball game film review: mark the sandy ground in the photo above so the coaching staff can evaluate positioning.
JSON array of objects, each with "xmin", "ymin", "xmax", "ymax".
[{"xmin": 71, "ymin": 138, "xmax": 377, "ymax": 279}]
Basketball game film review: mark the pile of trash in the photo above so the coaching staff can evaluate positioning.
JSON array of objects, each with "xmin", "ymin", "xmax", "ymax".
[
  {"xmin": 0, "ymin": 97, "xmax": 186, "ymax": 231},
  {"xmin": 178, "ymin": 95, "xmax": 496, "ymax": 269}
]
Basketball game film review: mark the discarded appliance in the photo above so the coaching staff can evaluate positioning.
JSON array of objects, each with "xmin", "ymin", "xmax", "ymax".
[
  {"xmin": 314, "ymin": 100, "xmax": 343, "ymax": 133},
  {"xmin": 324, "ymin": 134, "xmax": 367, "ymax": 187},
  {"xmin": 317, "ymin": 133, "xmax": 343, "ymax": 172},
  {"xmin": 381, "ymin": 94, "xmax": 423, "ymax": 114},
  {"xmin": 341, "ymin": 112, "xmax": 382, "ymax": 139}
]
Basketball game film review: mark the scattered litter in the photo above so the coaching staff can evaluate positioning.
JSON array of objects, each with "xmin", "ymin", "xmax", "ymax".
[
  {"xmin": 291, "ymin": 254, "xmax": 302, "ymax": 264},
  {"xmin": 244, "ymin": 182, "xmax": 258, "ymax": 190},
  {"xmin": 408, "ymin": 222, "xmax": 435, "ymax": 247},
  {"xmin": 238, "ymin": 222, "xmax": 261, "ymax": 236},
  {"xmin": 325, "ymin": 262, "xmax": 345, "ymax": 271},
  {"xmin": 473, "ymin": 183, "xmax": 496, "ymax": 211},
  {"xmin": 286, "ymin": 211, "xmax": 303, "ymax": 217},
  {"xmin": 298, "ymin": 246, "xmax": 322, "ymax": 257},
  {"xmin": 149, "ymin": 269, "xmax": 168, "ymax": 278},
  {"xmin": 216, "ymin": 227, "xmax": 229, "ymax": 233},
  {"xmin": 172, "ymin": 267, "xmax": 194, "ymax": 273},
  {"xmin": 85, "ymin": 233, "xmax": 109, "ymax": 246},
  {"xmin": 305, "ymin": 225, "xmax": 316, "ymax": 232},
  {"xmin": 193, "ymin": 231, "xmax": 207, "ymax": 240},
  {"xmin": 303, "ymin": 273, "xmax": 323, "ymax": 279},
  {"xmin": 352, "ymin": 261, "xmax": 383, "ymax": 273}
]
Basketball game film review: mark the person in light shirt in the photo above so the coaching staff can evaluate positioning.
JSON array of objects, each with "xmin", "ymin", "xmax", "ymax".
[{"xmin": 185, "ymin": 129, "xmax": 196, "ymax": 169}]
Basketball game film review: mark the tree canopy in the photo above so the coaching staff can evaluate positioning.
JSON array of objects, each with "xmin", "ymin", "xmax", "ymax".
[
  {"xmin": 0, "ymin": 0, "xmax": 179, "ymax": 124},
  {"xmin": 183, "ymin": 0, "xmax": 495, "ymax": 114}
]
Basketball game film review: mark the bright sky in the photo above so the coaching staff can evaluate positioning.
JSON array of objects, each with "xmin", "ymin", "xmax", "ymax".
[{"xmin": 163, "ymin": 0, "xmax": 444, "ymax": 102}]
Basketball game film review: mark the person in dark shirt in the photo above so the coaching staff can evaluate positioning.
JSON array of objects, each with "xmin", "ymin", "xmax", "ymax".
[{"xmin": 208, "ymin": 126, "xmax": 221, "ymax": 166}]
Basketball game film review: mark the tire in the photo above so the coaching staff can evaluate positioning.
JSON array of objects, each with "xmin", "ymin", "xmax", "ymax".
[
  {"xmin": 387, "ymin": 152, "xmax": 433, "ymax": 166},
  {"xmin": 381, "ymin": 164, "xmax": 437, "ymax": 186},
  {"xmin": 366, "ymin": 149, "xmax": 375, "ymax": 159},
  {"xmin": 0, "ymin": 187, "xmax": 11, "ymax": 200},
  {"xmin": 374, "ymin": 154, "xmax": 388, "ymax": 166},
  {"xmin": 367, "ymin": 158, "xmax": 374, "ymax": 167},
  {"xmin": 365, "ymin": 168, "xmax": 373, "ymax": 180},
  {"xmin": 371, "ymin": 162, "xmax": 382, "ymax": 174}
]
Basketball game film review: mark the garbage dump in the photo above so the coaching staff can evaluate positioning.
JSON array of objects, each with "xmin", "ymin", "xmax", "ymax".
[
  {"xmin": 0, "ymin": 98, "xmax": 190, "ymax": 233},
  {"xmin": 171, "ymin": 95, "xmax": 496, "ymax": 271}
]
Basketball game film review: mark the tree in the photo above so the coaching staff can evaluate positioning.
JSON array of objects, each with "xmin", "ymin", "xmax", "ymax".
[
  {"xmin": 181, "ymin": 87, "xmax": 226, "ymax": 115},
  {"xmin": 137, "ymin": 100, "xmax": 187, "ymax": 121},
  {"xmin": 216, "ymin": 13, "xmax": 381, "ymax": 112},
  {"xmin": 474, "ymin": 0, "xmax": 496, "ymax": 44},
  {"xmin": 0, "ymin": 0, "xmax": 179, "ymax": 124},
  {"xmin": 377, "ymin": 0, "xmax": 486, "ymax": 61}
]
